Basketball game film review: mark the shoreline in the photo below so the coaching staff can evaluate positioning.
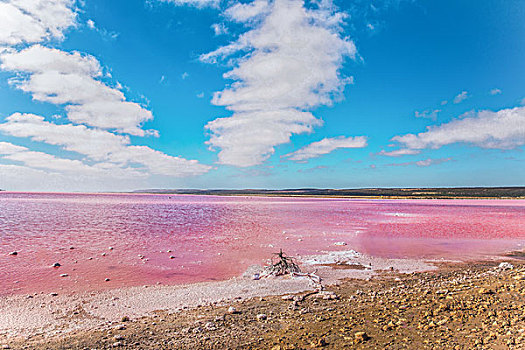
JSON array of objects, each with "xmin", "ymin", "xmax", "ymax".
[
  {"xmin": 2, "ymin": 190, "xmax": 525, "ymax": 200},
  {"xmin": 2, "ymin": 251, "xmax": 524, "ymax": 349},
  {"xmin": 0, "ymin": 250, "xmax": 436, "ymax": 342}
]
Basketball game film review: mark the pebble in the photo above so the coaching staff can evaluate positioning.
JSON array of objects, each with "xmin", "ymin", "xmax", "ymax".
[
  {"xmin": 121, "ymin": 316, "xmax": 130, "ymax": 322},
  {"xmin": 8, "ymin": 251, "xmax": 17, "ymax": 256},
  {"xmin": 227, "ymin": 306, "xmax": 237, "ymax": 314},
  {"xmin": 256, "ymin": 313, "xmax": 267, "ymax": 321},
  {"xmin": 52, "ymin": 262, "xmax": 61, "ymax": 267},
  {"xmin": 60, "ymin": 274, "xmax": 68, "ymax": 277},
  {"xmin": 334, "ymin": 242, "xmax": 347, "ymax": 246},
  {"xmin": 169, "ymin": 255, "xmax": 175, "ymax": 259},
  {"xmin": 50, "ymin": 292, "xmax": 58, "ymax": 296},
  {"xmin": 105, "ymin": 278, "xmax": 110, "ymax": 282},
  {"xmin": 355, "ymin": 331, "xmax": 369, "ymax": 342},
  {"xmin": 112, "ymin": 341, "xmax": 122, "ymax": 347},
  {"xmin": 204, "ymin": 322, "xmax": 216, "ymax": 330}
]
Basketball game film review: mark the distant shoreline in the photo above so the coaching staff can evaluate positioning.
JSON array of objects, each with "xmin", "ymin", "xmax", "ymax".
[{"xmin": 131, "ymin": 187, "xmax": 525, "ymax": 199}]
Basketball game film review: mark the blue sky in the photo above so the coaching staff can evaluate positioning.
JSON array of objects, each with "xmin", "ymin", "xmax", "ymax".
[{"xmin": 0, "ymin": 0, "xmax": 524, "ymax": 191}]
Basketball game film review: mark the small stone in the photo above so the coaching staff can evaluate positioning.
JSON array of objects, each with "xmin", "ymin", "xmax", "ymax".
[
  {"xmin": 334, "ymin": 242, "xmax": 347, "ymax": 246},
  {"xmin": 105, "ymin": 278, "xmax": 110, "ymax": 282},
  {"xmin": 355, "ymin": 331, "xmax": 369, "ymax": 342},
  {"xmin": 227, "ymin": 306, "xmax": 237, "ymax": 314},
  {"xmin": 169, "ymin": 255, "xmax": 175, "ymax": 259},
  {"xmin": 2, "ymin": 344, "xmax": 11, "ymax": 349},
  {"xmin": 204, "ymin": 322, "xmax": 216, "ymax": 330},
  {"xmin": 109, "ymin": 247, "xmax": 114, "ymax": 250},
  {"xmin": 8, "ymin": 251, "xmax": 18, "ymax": 256},
  {"xmin": 114, "ymin": 335, "xmax": 124, "ymax": 341},
  {"xmin": 257, "ymin": 313, "xmax": 267, "ymax": 321},
  {"xmin": 112, "ymin": 341, "xmax": 122, "ymax": 347},
  {"xmin": 60, "ymin": 273, "xmax": 68, "ymax": 277},
  {"xmin": 253, "ymin": 273, "xmax": 260, "ymax": 280},
  {"xmin": 496, "ymin": 262, "xmax": 514, "ymax": 270},
  {"xmin": 50, "ymin": 292, "xmax": 58, "ymax": 296},
  {"xmin": 52, "ymin": 262, "xmax": 61, "ymax": 268},
  {"xmin": 313, "ymin": 338, "xmax": 327, "ymax": 347},
  {"xmin": 121, "ymin": 316, "xmax": 130, "ymax": 322},
  {"xmin": 101, "ymin": 252, "xmax": 106, "ymax": 256}
]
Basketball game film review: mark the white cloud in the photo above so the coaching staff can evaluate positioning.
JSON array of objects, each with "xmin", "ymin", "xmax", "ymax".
[
  {"xmin": 211, "ymin": 23, "xmax": 228, "ymax": 35},
  {"xmin": 285, "ymin": 136, "xmax": 367, "ymax": 161},
  {"xmin": 378, "ymin": 149, "xmax": 421, "ymax": 157},
  {"xmin": 0, "ymin": 113, "xmax": 212, "ymax": 177},
  {"xmin": 202, "ymin": 0, "xmax": 357, "ymax": 167},
  {"xmin": 414, "ymin": 109, "xmax": 440, "ymax": 120},
  {"xmin": 490, "ymin": 88, "xmax": 501, "ymax": 95},
  {"xmin": 453, "ymin": 90, "xmax": 468, "ymax": 104},
  {"xmin": 224, "ymin": 0, "xmax": 270, "ymax": 22},
  {"xmin": 86, "ymin": 19, "xmax": 95, "ymax": 29},
  {"xmin": 0, "ymin": 141, "xmax": 28, "ymax": 154},
  {"xmin": 181, "ymin": 72, "xmax": 189, "ymax": 79},
  {"xmin": 159, "ymin": 0, "xmax": 219, "ymax": 8},
  {"xmin": 1, "ymin": 45, "xmax": 154, "ymax": 136},
  {"xmin": 386, "ymin": 157, "xmax": 452, "ymax": 167},
  {"xmin": 0, "ymin": 0, "xmax": 77, "ymax": 46},
  {"xmin": 391, "ymin": 106, "xmax": 525, "ymax": 151},
  {"xmin": 0, "ymin": 140, "xmax": 144, "ymax": 180},
  {"xmin": 415, "ymin": 158, "xmax": 451, "ymax": 167}
]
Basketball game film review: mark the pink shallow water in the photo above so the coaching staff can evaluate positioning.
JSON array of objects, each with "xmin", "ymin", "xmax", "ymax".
[{"xmin": 0, "ymin": 192, "xmax": 524, "ymax": 296}]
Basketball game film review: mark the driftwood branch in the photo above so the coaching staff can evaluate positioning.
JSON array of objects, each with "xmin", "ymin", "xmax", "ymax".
[
  {"xmin": 263, "ymin": 249, "xmax": 301, "ymax": 276},
  {"xmin": 260, "ymin": 250, "xmax": 323, "ymax": 288}
]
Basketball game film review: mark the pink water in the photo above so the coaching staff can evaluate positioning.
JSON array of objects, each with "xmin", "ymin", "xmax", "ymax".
[{"xmin": 0, "ymin": 192, "xmax": 524, "ymax": 296}]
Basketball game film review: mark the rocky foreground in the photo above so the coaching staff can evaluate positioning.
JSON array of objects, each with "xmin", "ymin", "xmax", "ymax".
[{"xmin": 5, "ymin": 258, "xmax": 525, "ymax": 349}]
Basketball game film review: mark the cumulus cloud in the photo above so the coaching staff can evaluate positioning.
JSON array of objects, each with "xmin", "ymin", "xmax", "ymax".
[
  {"xmin": 0, "ymin": 141, "xmax": 28, "ymax": 154},
  {"xmin": 0, "ymin": 113, "xmax": 212, "ymax": 177},
  {"xmin": 158, "ymin": 0, "xmax": 219, "ymax": 8},
  {"xmin": 202, "ymin": 0, "xmax": 357, "ymax": 167},
  {"xmin": 285, "ymin": 136, "xmax": 367, "ymax": 161},
  {"xmin": 1, "ymin": 45, "xmax": 154, "ymax": 136},
  {"xmin": 224, "ymin": 0, "xmax": 271, "ymax": 22},
  {"xmin": 415, "ymin": 109, "xmax": 440, "ymax": 120},
  {"xmin": 0, "ymin": 140, "xmax": 145, "ymax": 179},
  {"xmin": 453, "ymin": 90, "xmax": 468, "ymax": 104},
  {"xmin": 0, "ymin": 0, "xmax": 77, "ymax": 46},
  {"xmin": 377, "ymin": 148, "xmax": 421, "ymax": 157},
  {"xmin": 386, "ymin": 157, "xmax": 452, "ymax": 167},
  {"xmin": 391, "ymin": 106, "xmax": 525, "ymax": 151},
  {"xmin": 211, "ymin": 23, "xmax": 228, "ymax": 35}
]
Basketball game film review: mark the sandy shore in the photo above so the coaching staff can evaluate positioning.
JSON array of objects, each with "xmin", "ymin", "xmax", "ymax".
[{"xmin": 0, "ymin": 250, "xmax": 434, "ymax": 343}]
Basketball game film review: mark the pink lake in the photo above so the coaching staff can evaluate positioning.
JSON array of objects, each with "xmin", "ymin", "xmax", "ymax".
[{"xmin": 0, "ymin": 192, "xmax": 524, "ymax": 296}]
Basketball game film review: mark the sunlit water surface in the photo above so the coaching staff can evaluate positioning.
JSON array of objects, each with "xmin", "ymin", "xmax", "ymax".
[{"xmin": 0, "ymin": 193, "xmax": 524, "ymax": 295}]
